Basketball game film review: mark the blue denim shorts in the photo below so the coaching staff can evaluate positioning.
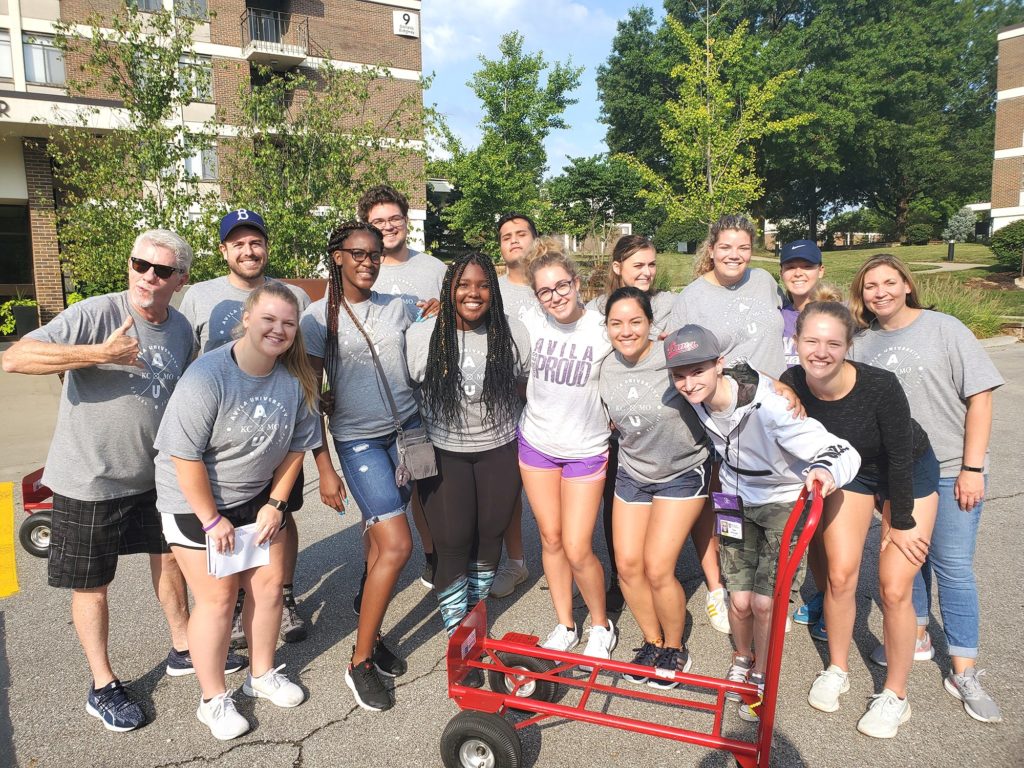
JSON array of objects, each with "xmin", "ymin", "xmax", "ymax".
[
  {"xmin": 842, "ymin": 444, "xmax": 940, "ymax": 500},
  {"xmin": 613, "ymin": 457, "xmax": 712, "ymax": 505},
  {"xmin": 334, "ymin": 414, "xmax": 419, "ymax": 529}
]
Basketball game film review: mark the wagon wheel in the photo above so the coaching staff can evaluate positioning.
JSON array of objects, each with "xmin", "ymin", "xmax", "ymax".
[
  {"xmin": 440, "ymin": 710, "xmax": 522, "ymax": 768},
  {"xmin": 487, "ymin": 653, "xmax": 558, "ymax": 702},
  {"xmin": 19, "ymin": 512, "xmax": 52, "ymax": 558}
]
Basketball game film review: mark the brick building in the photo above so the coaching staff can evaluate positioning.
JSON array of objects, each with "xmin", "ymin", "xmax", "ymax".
[
  {"xmin": 992, "ymin": 22, "xmax": 1024, "ymax": 232},
  {"xmin": 0, "ymin": 0, "xmax": 424, "ymax": 326}
]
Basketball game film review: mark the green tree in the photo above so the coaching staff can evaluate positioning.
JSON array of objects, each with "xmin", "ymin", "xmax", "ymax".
[
  {"xmin": 942, "ymin": 207, "xmax": 978, "ymax": 243},
  {"xmin": 617, "ymin": 10, "xmax": 812, "ymax": 229},
  {"xmin": 441, "ymin": 32, "xmax": 582, "ymax": 253},
  {"xmin": 46, "ymin": 7, "xmax": 221, "ymax": 295},
  {"xmin": 219, "ymin": 63, "xmax": 428, "ymax": 278}
]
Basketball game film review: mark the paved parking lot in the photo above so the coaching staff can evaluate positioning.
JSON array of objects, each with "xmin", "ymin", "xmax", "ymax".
[{"xmin": 1, "ymin": 344, "xmax": 1022, "ymax": 767}]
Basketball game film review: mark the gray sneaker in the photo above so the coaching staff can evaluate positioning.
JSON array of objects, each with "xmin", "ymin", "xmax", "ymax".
[
  {"xmin": 280, "ymin": 600, "xmax": 307, "ymax": 643},
  {"xmin": 944, "ymin": 667, "xmax": 1002, "ymax": 723},
  {"xmin": 490, "ymin": 560, "xmax": 529, "ymax": 598}
]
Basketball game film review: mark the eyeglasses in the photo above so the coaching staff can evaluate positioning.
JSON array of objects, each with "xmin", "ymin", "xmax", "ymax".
[
  {"xmin": 368, "ymin": 214, "xmax": 406, "ymax": 230},
  {"xmin": 130, "ymin": 256, "xmax": 183, "ymax": 280},
  {"xmin": 340, "ymin": 248, "xmax": 383, "ymax": 264},
  {"xmin": 534, "ymin": 279, "xmax": 575, "ymax": 303}
]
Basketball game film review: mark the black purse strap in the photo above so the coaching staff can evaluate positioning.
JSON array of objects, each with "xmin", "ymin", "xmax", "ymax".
[{"xmin": 339, "ymin": 295, "xmax": 405, "ymax": 437}]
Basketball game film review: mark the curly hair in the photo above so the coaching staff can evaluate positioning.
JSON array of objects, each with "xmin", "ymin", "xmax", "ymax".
[
  {"xmin": 420, "ymin": 252, "xmax": 522, "ymax": 432},
  {"xmin": 357, "ymin": 184, "xmax": 409, "ymax": 222},
  {"xmin": 693, "ymin": 214, "xmax": 757, "ymax": 276},
  {"xmin": 524, "ymin": 236, "xmax": 579, "ymax": 287}
]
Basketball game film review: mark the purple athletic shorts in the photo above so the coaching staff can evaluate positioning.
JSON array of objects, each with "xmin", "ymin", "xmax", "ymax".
[{"xmin": 517, "ymin": 431, "xmax": 608, "ymax": 482}]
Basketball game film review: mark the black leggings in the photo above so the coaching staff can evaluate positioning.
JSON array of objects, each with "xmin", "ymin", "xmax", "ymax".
[
  {"xmin": 601, "ymin": 436, "xmax": 620, "ymax": 578},
  {"xmin": 417, "ymin": 440, "xmax": 522, "ymax": 592}
]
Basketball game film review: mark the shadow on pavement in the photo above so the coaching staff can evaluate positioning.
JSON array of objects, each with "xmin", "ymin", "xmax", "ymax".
[{"xmin": 0, "ymin": 613, "xmax": 15, "ymax": 767}]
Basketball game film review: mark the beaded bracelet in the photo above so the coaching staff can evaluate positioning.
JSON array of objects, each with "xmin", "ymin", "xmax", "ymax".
[{"xmin": 201, "ymin": 514, "xmax": 223, "ymax": 532}]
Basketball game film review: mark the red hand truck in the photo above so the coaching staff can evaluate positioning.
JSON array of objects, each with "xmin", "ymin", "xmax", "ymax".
[
  {"xmin": 18, "ymin": 467, "xmax": 53, "ymax": 558},
  {"xmin": 441, "ymin": 484, "xmax": 823, "ymax": 768}
]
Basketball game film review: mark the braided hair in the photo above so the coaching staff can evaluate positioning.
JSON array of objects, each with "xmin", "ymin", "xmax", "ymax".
[
  {"xmin": 321, "ymin": 221, "xmax": 383, "ymax": 414},
  {"xmin": 420, "ymin": 252, "xmax": 522, "ymax": 432}
]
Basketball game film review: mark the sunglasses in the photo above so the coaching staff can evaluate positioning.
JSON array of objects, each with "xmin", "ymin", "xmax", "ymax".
[
  {"xmin": 130, "ymin": 256, "xmax": 183, "ymax": 280},
  {"xmin": 340, "ymin": 248, "xmax": 383, "ymax": 264}
]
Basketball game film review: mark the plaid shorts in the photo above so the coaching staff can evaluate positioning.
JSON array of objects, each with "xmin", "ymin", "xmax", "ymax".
[{"xmin": 48, "ymin": 489, "xmax": 169, "ymax": 589}]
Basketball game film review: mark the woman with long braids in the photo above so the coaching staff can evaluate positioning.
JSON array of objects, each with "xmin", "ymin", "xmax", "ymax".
[
  {"xmin": 519, "ymin": 237, "xmax": 617, "ymax": 663},
  {"xmin": 405, "ymin": 253, "xmax": 531, "ymax": 649},
  {"xmin": 301, "ymin": 222, "xmax": 418, "ymax": 713}
]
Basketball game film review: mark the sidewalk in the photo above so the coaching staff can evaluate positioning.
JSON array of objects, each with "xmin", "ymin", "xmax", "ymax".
[{"xmin": 0, "ymin": 346, "xmax": 59, "ymax": 483}]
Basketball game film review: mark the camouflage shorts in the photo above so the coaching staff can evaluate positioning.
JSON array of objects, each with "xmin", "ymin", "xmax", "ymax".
[{"xmin": 719, "ymin": 499, "xmax": 807, "ymax": 598}]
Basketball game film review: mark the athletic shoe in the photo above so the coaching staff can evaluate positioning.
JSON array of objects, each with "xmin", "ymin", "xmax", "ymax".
[
  {"xmin": 705, "ymin": 588, "xmax": 731, "ymax": 634},
  {"xmin": 242, "ymin": 665, "xmax": 305, "ymax": 708},
  {"xmin": 738, "ymin": 671, "xmax": 765, "ymax": 722},
  {"xmin": 421, "ymin": 553, "xmax": 435, "ymax": 588},
  {"xmin": 462, "ymin": 667, "xmax": 484, "ymax": 689},
  {"xmin": 793, "ymin": 591, "xmax": 824, "ymax": 626},
  {"xmin": 86, "ymin": 680, "xmax": 145, "ymax": 732},
  {"xmin": 623, "ymin": 642, "xmax": 661, "ymax": 685},
  {"xmin": 648, "ymin": 646, "xmax": 693, "ymax": 690},
  {"xmin": 785, "ymin": 615, "xmax": 793, "ymax": 633},
  {"xmin": 868, "ymin": 631, "xmax": 934, "ymax": 667},
  {"xmin": 540, "ymin": 623, "xmax": 579, "ymax": 652},
  {"xmin": 810, "ymin": 616, "xmax": 828, "ymax": 642},
  {"xmin": 196, "ymin": 692, "xmax": 249, "ymax": 741},
  {"xmin": 580, "ymin": 618, "xmax": 618, "ymax": 670},
  {"xmin": 857, "ymin": 689, "xmax": 911, "ymax": 738},
  {"xmin": 605, "ymin": 578, "xmax": 625, "ymax": 614},
  {"xmin": 353, "ymin": 565, "xmax": 367, "ymax": 616},
  {"xmin": 490, "ymin": 560, "xmax": 529, "ymax": 598},
  {"xmin": 280, "ymin": 598, "xmax": 307, "ymax": 643},
  {"xmin": 345, "ymin": 658, "xmax": 392, "ymax": 712},
  {"xmin": 230, "ymin": 609, "xmax": 246, "ymax": 650},
  {"xmin": 165, "ymin": 648, "xmax": 247, "ymax": 678},
  {"xmin": 944, "ymin": 667, "xmax": 1003, "ymax": 723},
  {"xmin": 372, "ymin": 634, "xmax": 407, "ymax": 678},
  {"xmin": 725, "ymin": 654, "xmax": 753, "ymax": 701},
  {"xmin": 807, "ymin": 665, "xmax": 850, "ymax": 713}
]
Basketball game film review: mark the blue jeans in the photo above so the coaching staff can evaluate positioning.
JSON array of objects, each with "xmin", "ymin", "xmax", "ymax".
[
  {"xmin": 911, "ymin": 475, "xmax": 982, "ymax": 658},
  {"xmin": 334, "ymin": 415, "xmax": 418, "ymax": 530}
]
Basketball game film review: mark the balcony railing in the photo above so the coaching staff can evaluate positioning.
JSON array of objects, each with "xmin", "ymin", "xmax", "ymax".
[{"xmin": 240, "ymin": 8, "xmax": 309, "ymax": 68}]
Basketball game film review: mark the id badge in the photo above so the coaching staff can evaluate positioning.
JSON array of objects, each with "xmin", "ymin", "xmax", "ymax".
[{"xmin": 713, "ymin": 492, "xmax": 744, "ymax": 541}]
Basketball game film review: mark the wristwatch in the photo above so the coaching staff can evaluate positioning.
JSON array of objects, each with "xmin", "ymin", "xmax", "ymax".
[
  {"xmin": 960, "ymin": 464, "xmax": 984, "ymax": 473},
  {"xmin": 267, "ymin": 497, "xmax": 289, "ymax": 511}
]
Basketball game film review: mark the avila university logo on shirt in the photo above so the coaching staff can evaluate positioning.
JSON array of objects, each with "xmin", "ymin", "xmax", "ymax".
[
  {"xmin": 226, "ymin": 395, "xmax": 292, "ymax": 449},
  {"xmin": 128, "ymin": 345, "xmax": 185, "ymax": 410},
  {"xmin": 532, "ymin": 338, "xmax": 595, "ymax": 387},
  {"xmin": 867, "ymin": 345, "xmax": 925, "ymax": 394}
]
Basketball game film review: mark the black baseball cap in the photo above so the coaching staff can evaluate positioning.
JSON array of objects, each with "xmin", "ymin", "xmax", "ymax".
[{"xmin": 780, "ymin": 239, "xmax": 822, "ymax": 265}]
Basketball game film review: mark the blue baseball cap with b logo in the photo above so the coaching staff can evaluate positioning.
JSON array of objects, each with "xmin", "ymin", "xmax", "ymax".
[{"xmin": 219, "ymin": 209, "xmax": 267, "ymax": 242}]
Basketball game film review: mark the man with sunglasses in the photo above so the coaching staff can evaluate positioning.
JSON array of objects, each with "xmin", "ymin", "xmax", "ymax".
[
  {"xmin": 3, "ymin": 230, "xmax": 206, "ymax": 733},
  {"xmin": 178, "ymin": 209, "xmax": 312, "ymax": 646}
]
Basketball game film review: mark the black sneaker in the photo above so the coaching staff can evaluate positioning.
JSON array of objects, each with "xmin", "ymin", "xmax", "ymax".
[
  {"xmin": 86, "ymin": 680, "xmax": 145, "ymax": 732},
  {"xmin": 345, "ymin": 658, "xmax": 392, "ymax": 712},
  {"xmin": 372, "ymin": 634, "xmax": 408, "ymax": 678},
  {"xmin": 165, "ymin": 648, "xmax": 248, "ymax": 677},
  {"xmin": 605, "ymin": 578, "xmax": 625, "ymax": 614},
  {"xmin": 280, "ymin": 598, "xmax": 307, "ymax": 643},
  {"xmin": 420, "ymin": 553, "xmax": 435, "ymax": 589},
  {"xmin": 648, "ymin": 646, "xmax": 693, "ymax": 690},
  {"xmin": 353, "ymin": 564, "xmax": 367, "ymax": 616},
  {"xmin": 623, "ymin": 642, "xmax": 661, "ymax": 685},
  {"xmin": 462, "ymin": 667, "xmax": 484, "ymax": 688}
]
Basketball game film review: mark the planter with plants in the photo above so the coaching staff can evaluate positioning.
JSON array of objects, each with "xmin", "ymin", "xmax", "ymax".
[{"xmin": 0, "ymin": 297, "xmax": 39, "ymax": 337}]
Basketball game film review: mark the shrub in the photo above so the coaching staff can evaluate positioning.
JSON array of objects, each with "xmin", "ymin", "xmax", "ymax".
[
  {"xmin": 919, "ymin": 280, "xmax": 1005, "ymax": 338},
  {"xmin": 990, "ymin": 219, "xmax": 1024, "ymax": 273},
  {"xmin": 904, "ymin": 223, "xmax": 933, "ymax": 246},
  {"xmin": 941, "ymin": 207, "xmax": 977, "ymax": 243},
  {"xmin": 654, "ymin": 219, "xmax": 707, "ymax": 253}
]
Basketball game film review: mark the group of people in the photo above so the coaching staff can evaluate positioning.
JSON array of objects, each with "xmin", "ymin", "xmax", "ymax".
[{"xmin": 5, "ymin": 193, "xmax": 1003, "ymax": 743}]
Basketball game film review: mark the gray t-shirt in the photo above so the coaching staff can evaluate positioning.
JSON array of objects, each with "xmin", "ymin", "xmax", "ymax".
[
  {"xmin": 154, "ymin": 343, "xmax": 321, "ymax": 513},
  {"xmin": 498, "ymin": 275, "xmax": 539, "ymax": 324},
  {"xmin": 178, "ymin": 276, "xmax": 311, "ymax": 355},
  {"xmin": 600, "ymin": 343, "xmax": 710, "ymax": 483},
  {"xmin": 669, "ymin": 268, "xmax": 785, "ymax": 377},
  {"xmin": 373, "ymin": 249, "xmax": 447, "ymax": 311},
  {"xmin": 586, "ymin": 291, "xmax": 676, "ymax": 337},
  {"xmin": 301, "ymin": 292, "xmax": 418, "ymax": 441},
  {"xmin": 26, "ymin": 292, "xmax": 196, "ymax": 500},
  {"xmin": 850, "ymin": 310, "xmax": 1004, "ymax": 477},
  {"xmin": 406, "ymin": 316, "xmax": 531, "ymax": 452}
]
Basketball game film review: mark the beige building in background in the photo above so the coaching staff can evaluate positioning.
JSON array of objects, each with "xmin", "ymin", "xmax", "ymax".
[{"xmin": 992, "ymin": 22, "xmax": 1024, "ymax": 232}]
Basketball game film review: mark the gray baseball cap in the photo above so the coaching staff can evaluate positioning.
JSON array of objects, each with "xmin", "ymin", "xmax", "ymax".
[{"xmin": 661, "ymin": 325, "xmax": 725, "ymax": 369}]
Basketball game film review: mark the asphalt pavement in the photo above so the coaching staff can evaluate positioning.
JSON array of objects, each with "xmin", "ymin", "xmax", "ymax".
[{"xmin": 0, "ymin": 343, "xmax": 1022, "ymax": 767}]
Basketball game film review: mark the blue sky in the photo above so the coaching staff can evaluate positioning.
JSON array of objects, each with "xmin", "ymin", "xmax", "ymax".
[{"xmin": 421, "ymin": 0, "xmax": 655, "ymax": 177}]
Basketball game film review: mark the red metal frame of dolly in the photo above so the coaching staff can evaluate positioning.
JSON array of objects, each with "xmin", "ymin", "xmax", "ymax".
[{"xmin": 445, "ymin": 483, "xmax": 823, "ymax": 768}]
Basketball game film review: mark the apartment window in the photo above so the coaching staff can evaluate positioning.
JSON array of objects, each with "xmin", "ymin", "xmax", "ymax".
[
  {"xmin": 185, "ymin": 146, "xmax": 218, "ymax": 181},
  {"xmin": 22, "ymin": 34, "xmax": 64, "ymax": 86},
  {"xmin": 174, "ymin": 0, "xmax": 208, "ymax": 20},
  {"xmin": 179, "ymin": 56, "xmax": 212, "ymax": 102},
  {"xmin": 0, "ymin": 32, "xmax": 12, "ymax": 80},
  {"xmin": 135, "ymin": 0, "xmax": 163, "ymax": 12}
]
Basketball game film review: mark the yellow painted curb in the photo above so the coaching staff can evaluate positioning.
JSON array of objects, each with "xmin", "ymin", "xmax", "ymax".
[{"xmin": 0, "ymin": 482, "xmax": 20, "ymax": 598}]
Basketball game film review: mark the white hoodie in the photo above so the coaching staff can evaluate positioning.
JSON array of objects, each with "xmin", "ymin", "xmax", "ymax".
[{"xmin": 693, "ymin": 373, "xmax": 861, "ymax": 506}]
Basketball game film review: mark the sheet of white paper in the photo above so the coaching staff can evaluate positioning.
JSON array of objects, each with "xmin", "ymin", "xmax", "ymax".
[{"xmin": 206, "ymin": 522, "xmax": 271, "ymax": 578}]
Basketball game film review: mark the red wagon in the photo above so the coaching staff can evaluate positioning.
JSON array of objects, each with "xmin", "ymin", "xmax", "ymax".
[
  {"xmin": 441, "ymin": 484, "xmax": 823, "ymax": 768},
  {"xmin": 18, "ymin": 467, "xmax": 53, "ymax": 558}
]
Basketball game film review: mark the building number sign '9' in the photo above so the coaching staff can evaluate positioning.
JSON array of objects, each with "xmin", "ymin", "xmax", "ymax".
[{"xmin": 393, "ymin": 11, "xmax": 419, "ymax": 39}]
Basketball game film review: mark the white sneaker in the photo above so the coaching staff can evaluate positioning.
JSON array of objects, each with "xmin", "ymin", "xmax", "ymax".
[
  {"xmin": 242, "ymin": 664, "xmax": 306, "ymax": 708},
  {"xmin": 580, "ymin": 619, "xmax": 618, "ymax": 670},
  {"xmin": 196, "ymin": 692, "xmax": 249, "ymax": 740},
  {"xmin": 786, "ymin": 615, "xmax": 793, "ymax": 633},
  {"xmin": 857, "ymin": 688, "xmax": 911, "ymax": 738},
  {"xmin": 808, "ymin": 665, "xmax": 850, "ymax": 713},
  {"xmin": 490, "ymin": 560, "xmax": 529, "ymax": 598},
  {"xmin": 540, "ymin": 623, "xmax": 579, "ymax": 652},
  {"xmin": 705, "ymin": 588, "xmax": 731, "ymax": 634},
  {"xmin": 869, "ymin": 631, "xmax": 934, "ymax": 667}
]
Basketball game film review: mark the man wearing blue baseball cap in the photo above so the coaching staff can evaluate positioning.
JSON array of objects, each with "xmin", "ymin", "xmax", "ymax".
[{"xmin": 179, "ymin": 209, "xmax": 312, "ymax": 646}]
